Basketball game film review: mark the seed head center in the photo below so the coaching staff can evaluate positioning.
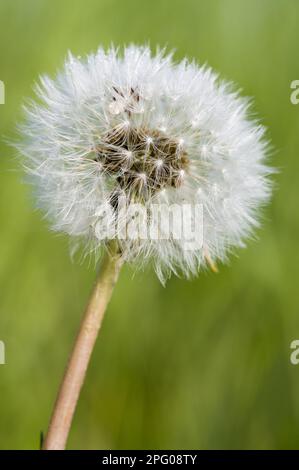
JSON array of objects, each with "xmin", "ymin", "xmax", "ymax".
[{"xmin": 96, "ymin": 126, "xmax": 189, "ymax": 198}]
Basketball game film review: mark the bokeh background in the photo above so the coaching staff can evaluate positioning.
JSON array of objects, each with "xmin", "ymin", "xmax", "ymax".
[{"xmin": 0, "ymin": 0, "xmax": 299, "ymax": 450}]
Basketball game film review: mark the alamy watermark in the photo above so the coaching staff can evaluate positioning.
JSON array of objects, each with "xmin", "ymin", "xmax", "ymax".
[
  {"xmin": 0, "ymin": 80, "xmax": 5, "ymax": 104},
  {"xmin": 93, "ymin": 196, "xmax": 204, "ymax": 250},
  {"xmin": 290, "ymin": 80, "xmax": 299, "ymax": 105},
  {"xmin": 290, "ymin": 340, "xmax": 299, "ymax": 365},
  {"xmin": 0, "ymin": 340, "xmax": 5, "ymax": 365}
]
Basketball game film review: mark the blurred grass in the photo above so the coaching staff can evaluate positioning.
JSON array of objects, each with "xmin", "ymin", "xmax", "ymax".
[{"xmin": 1, "ymin": 0, "xmax": 299, "ymax": 449}]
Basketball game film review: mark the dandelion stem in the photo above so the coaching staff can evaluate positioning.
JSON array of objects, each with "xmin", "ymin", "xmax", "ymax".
[{"xmin": 43, "ymin": 242, "xmax": 123, "ymax": 450}]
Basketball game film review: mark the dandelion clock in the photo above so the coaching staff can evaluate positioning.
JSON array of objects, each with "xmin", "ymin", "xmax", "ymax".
[{"xmin": 15, "ymin": 45, "xmax": 272, "ymax": 449}]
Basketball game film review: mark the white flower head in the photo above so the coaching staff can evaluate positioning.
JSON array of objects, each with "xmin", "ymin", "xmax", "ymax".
[{"xmin": 16, "ymin": 45, "xmax": 272, "ymax": 281}]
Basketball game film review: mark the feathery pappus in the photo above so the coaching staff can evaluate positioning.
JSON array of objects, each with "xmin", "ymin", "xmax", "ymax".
[{"xmin": 16, "ymin": 45, "xmax": 272, "ymax": 281}]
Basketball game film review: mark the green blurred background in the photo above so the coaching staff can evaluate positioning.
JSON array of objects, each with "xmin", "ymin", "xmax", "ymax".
[{"xmin": 0, "ymin": 0, "xmax": 299, "ymax": 450}]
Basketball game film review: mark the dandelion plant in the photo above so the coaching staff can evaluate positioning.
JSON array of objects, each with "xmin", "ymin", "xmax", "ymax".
[{"xmin": 15, "ymin": 45, "xmax": 272, "ymax": 449}]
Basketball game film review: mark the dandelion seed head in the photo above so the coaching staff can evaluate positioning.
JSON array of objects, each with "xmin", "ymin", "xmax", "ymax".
[{"xmin": 16, "ymin": 45, "xmax": 273, "ymax": 281}]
